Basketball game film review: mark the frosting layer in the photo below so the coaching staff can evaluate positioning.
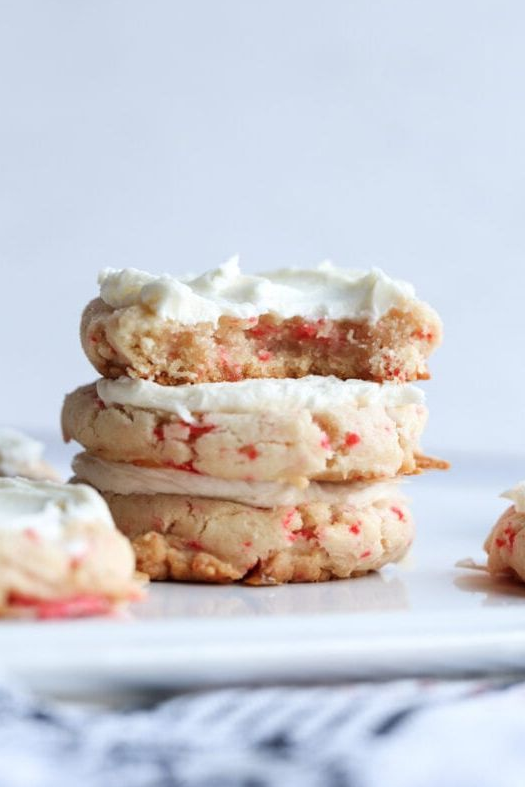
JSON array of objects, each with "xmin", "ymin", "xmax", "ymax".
[
  {"xmin": 98, "ymin": 257, "xmax": 416, "ymax": 327},
  {"xmin": 0, "ymin": 428, "xmax": 44, "ymax": 476},
  {"xmin": 97, "ymin": 375, "xmax": 425, "ymax": 423},
  {"xmin": 0, "ymin": 477, "xmax": 115, "ymax": 539},
  {"xmin": 73, "ymin": 453, "xmax": 403, "ymax": 509},
  {"xmin": 502, "ymin": 482, "xmax": 525, "ymax": 514}
]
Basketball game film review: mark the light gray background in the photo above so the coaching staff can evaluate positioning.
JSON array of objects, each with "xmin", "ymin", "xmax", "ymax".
[{"xmin": 1, "ymin": 1, "xmax": 524, "ymax": 456}]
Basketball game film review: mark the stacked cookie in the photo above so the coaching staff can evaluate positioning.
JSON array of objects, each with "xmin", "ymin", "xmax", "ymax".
[{"xmin": 62, "ymin": 258, "xmax": 444, "ymax": 584}]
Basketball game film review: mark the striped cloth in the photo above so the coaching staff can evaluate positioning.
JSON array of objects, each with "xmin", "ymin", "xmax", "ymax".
[{"xmin": 0, "ymin": 679, "xmax": 524, "ymax": 787}]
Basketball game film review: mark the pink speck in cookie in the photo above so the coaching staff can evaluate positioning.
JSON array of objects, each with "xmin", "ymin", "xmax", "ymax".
[
  {"xmin": 413, "ymin": 329, "xmax": 434, "ymax": 342},
  {"xmin": 164, "ymin": 460, "xmax": 202, "ymax": 474},
  {"xmin": 153, "ymin": 425, "xmax": 165, "ymax": 442},
  {"xmin": 293, "ymin": 322, "xmax": 318, "ymax": 340},
  {"xmin": 497, "ymin": 526, "xmax": 517, "ymax": 551},
  {"xmin": 188, "ymin": 423, "xmax": 215, "ymax": 439},
  {"xmin": 298, "ymin": 527, "xmax": 317, "ymax": 541},
  {"xmin": 257, "ymin": 350, "xmax": 273, "ymax": 362},
  {"xmin": 238, "ymin": 444, "xmax": 259, "ymax": 461},
  {"xmin": 150, "ymin": 516, "xmax": 164, "ymax": 532},
  {"xmin": 281, "ymin": 509, "xmax": 296, "ymax": 530},
  {"xmin": 186, "ymin": 540, "xmax": 204, "ymax": 551},
  {"xmin": 319, "ymin": 433, "xmax": 331, "ymax": 451}
]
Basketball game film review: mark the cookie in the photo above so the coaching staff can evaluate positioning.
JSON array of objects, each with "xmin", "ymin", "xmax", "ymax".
[
  {"xmin": 0, "ymin": 477, "xmax": 142, "ymax": 619},
  {"xmin": 62, "ymin": 377, "xmax": 445, "ymax": 485},
  {"xmin": 96, "ymin": 481, "xmax": 414, "ymax": 584},
  {"xmin": 81, "ymin": 259, "xmax": 442, "ymax": 385},
  {"xmin": 0, "ymin": 428, "xmax": 60, "ymax": 482},
  {"xmin": 485, "ymin": 481, "xmax": 525, "ymax": 582}
]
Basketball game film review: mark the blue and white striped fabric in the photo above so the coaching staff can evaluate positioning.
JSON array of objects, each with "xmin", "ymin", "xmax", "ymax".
[{"xmin": 0, "ymin": 679, "xmax": 524, "ymax": 787}]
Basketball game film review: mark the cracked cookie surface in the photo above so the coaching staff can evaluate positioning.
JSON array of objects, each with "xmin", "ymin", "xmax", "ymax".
[
  {"xmin": 62, "ymin": 381, "xmax": 442, "ymax": 485},
  {"xmin": 98, "ymin": 485, "xmax": 414, "ymax": 584}
]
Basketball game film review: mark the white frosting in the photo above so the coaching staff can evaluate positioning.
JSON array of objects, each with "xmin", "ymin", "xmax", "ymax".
[
  {"xmin": 502, "ymin": 482, "xmax": 525, "ymax": 514},
  {"xmin": 73, "ymin": 453, "xmax": 402, "ymax": 509},
  {"xmin": 98, "ymin": 257, "xmax": 416, "ymax": 327},
  {"xmin": 97, "ymin": 375, "xmax": 425, "ymax": 423},
  {"xmin": 0, "ymin": 428, "xmax": 44, "ymax": 476},
  {"xmin": 0, "ymin": 477, "xmax": 115, "ymax": 542}
]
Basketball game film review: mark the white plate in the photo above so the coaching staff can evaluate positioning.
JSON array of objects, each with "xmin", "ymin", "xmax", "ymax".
[{"xmin": 3, "ymin": 449, "xmax": 525, "ymax": 695}]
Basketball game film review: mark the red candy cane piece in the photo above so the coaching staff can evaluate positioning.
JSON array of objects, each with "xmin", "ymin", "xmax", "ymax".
[
  {"xmin": 319, "ymin": 433, "xmax": 332, "ymax": 451},
  {"xmin": 186, "ymin": 540, "xmax": 204, "ymax": 551},
  {"xmin": 8, "ymin": 593, "xmax": 114, "ymax": 620},
  {"xmin": 164, "ymin": 460, "xmax": 202, "ymax": 474},
  {"xmin": 257, "ymin": 350, "xmax": 273, "ymax": 362},
  {"xmin": 504, "ymin": 526, "xmax": 517, "ymax": 550},
  {"xmin": 281, "ymin": 509, "xmax": 296, "ymax": 529},
  {"xmin": 188, "ymin": 423, "xmax": 215, "ymax": 439},
  {"xmin": 390, "ymin": 506, "xmax": 405, "ymax": 521},
  {"xmin": 238, "ymin": 445, "xmax": 259, "ymax": 460},
  {"xmin": 153, "ymin": 425, "xmax": 165, "ymax": 442}
]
